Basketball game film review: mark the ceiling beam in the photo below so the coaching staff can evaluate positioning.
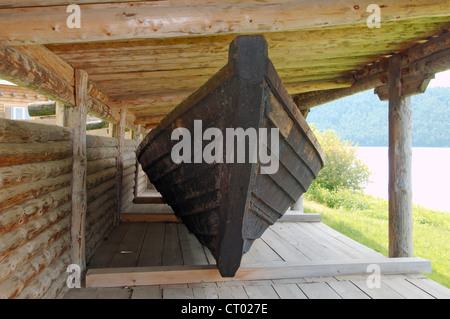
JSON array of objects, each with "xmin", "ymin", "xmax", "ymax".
[{"xmin": 0, "ymin": 0, "xmax": 448, "ymax": 45}]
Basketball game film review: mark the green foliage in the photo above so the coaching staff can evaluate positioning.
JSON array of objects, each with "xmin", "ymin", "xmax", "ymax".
[
  {"xmin": 311, "ymin": 125, "xmax": 371, "ymax": 192},
  {"xmin": 304, "ymin": 195, "xmax": 450, "ymax": 288},
  {"xmin": 306, "ymin": 87, "xmax": 450, "ymax": 147}
]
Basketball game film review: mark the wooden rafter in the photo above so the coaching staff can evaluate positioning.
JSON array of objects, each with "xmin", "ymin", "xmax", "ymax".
[{"xmin": 293, "ymin": 31, "xmax": 450, "ymax": 110}]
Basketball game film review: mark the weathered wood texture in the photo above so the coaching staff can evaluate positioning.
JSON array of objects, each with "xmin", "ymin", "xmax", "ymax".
[
  {"xmin": 388, "ymin": 55, "xmax": 413, "ymax": 258},
  {"xmin": 70, "ymin": 69, "xmax": 89, "ymax": 274},
  {"xmin": 0, "ymin": 118, "xmax": 139, "ymax": 298},
  {"xmin": 0, "ymin": 118, "xmax": 73, "ymax": 299},
  {"xmin": 85, "ymin": 135, "xmax": 118, "ymax": 263},
  {"xmin": 137, "ymin": 35, "xmax": 325, "ymax": 277}
]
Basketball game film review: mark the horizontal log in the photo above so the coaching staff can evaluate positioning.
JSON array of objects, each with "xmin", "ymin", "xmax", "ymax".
[
  {"xmin": 0, "ymin": 44, "xmax": 75, "ymax": 105},
  {"xmin": 0, "ymin": 141, "xmax": 72, "ymax": 167},
  {"xmin": 0, "ymin": 157, "xmax": 72, "ymax": 190},
  {"xmin": 0, "ymin": 1, "xmax": 448, "ymax": 45},
  {"xmin": 87, "ymin": 177, "xmax": 115, "ymax": 204},
  {"xmin": 293, "ymin": 31, "xmax": 450, "ymax": 109},
  {"xmin": 0, "ymin": 118, "xmax": 72, "ymax": 143},
  {"xmin": 87, "ymin": 157, "xmax": 116, "ymax": 175},
  {"xmin": 16, "ymin": 247, "xmax": 71, "ymax": 299},
  {"xmin": 86, "ymin": 146, "xmax": 118, "ymax": 161},
  {"xmin": 0, "ymin": 172, "xmax": 72, "ymax": 212},
  {"xmin": 0, "ymin": 216, "xmax": 69, "ymax": 285},
  {"xmin": 86, "ymin": 134, "xmax": 118, "ymax": 148},
  {"xmin": 86, "ymin": 167, "xmax": 117, "ymax": 190},
  {"xmin": 0, "ymin": 186, "xmax": 71, "ymax": 236},
  {"xmin": 0, "ymin": 201, "xmax": 70, "ymax": 264}
]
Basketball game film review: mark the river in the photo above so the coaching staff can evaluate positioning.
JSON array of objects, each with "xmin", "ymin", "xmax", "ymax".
[{"xmin": 356, "ymin": 147, "xmax": 450, "ymax": 213}]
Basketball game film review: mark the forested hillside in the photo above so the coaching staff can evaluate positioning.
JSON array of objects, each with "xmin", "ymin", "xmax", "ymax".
[{"xmin": 306, "ymin": 87, "xmax": 450, "ymax": 147}]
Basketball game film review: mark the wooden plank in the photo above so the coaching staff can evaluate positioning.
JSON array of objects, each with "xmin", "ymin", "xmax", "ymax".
[
  {"xmin": 350, "ymin": 279, "xmax": 406, "ymax": 299},
  {"xmin": 216, "ymin": 285, "xmax": 249, "ymax": 299},
  {"xmin": 137, "ymin": 223, "xmax": 165, "ymax": 267},
  {"xmin": 383, "ymin": 276, "xmax": 435, "ymax": 299},
  {"xmin": 0, "ymin": 44, "xmax": 75, "ymax": 105},
  {"xmin": 272, "ymin": 283, "xmax": 308, "ymax": 299},
  {"xmin": 258, "ymin": 227, "xmax": 310, "ymax": 263},
  {"xmin": 244, "ymin": 284, "xmax": 279, "ymax": 299},
  {"xmin": 162, "ymin": 223, "xmax": 183, "ymax": 266},
  {"xmin": 163, "ymin": 287, "xmax": 194, "ymax": 299},
  {"xmin": 177, "ymin": 224, "xmax": 209, "ymax": 266},
  {"xmin": 326, "ymin": 280, "xmax": 371, "ymax": 299},
  {"xmin": 70, "ymin": 69, "xmax": 89, "ymax": 274},
  {"xmin": 85, "ymin": 257, "xmax": 431, "ymax": 288},
  {"xmin": 405, "ymin": 278, "xmax": 450, "ymax": 299},
  {"xmin": 96, "ymin": 287, "xmax": 132, "ymax": 299},
  {"xmin": 108, "ymin": 222, "xmax": 148, "ymax": 268},
  {"xmin": 298, "ymin": 282, "xmax": 342, "ymax": 299},
  {"xmin": 0, "ymin": 0, "xmax": 448, "ymax": 45},
  {"xmin": 87, "ymin": 222, "xmax": 130, "ymax": 269},
  {"xmin": 131, "ymin": 286, "xmax": 162, "ymax": 299},
  {"xmin": 388, "ymin": 54, "xmax": 413, "ymax": 258}
]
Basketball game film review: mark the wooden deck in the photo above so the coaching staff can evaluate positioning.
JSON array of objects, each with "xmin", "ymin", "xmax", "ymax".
[{"xmin": 61, "ymin": 219, "xmax": 450, "ymax": 299}]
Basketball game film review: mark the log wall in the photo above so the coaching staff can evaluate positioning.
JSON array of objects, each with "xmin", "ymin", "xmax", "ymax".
[
  {"xmin": 0, "ymin": 119, "xmax": 73, "ymax": 299},
  {"xmin": 0, "ymin": 118, "xmax": 140, "ymax": 298},
  {"xmin": 85, "ymin": 135, "xmax": 119, "ymax": 261}
]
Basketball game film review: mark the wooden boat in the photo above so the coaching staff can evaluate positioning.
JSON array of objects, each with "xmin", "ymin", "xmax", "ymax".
[{"xmin": 136, "ymin": 35, "xmax": 325, "ymax": 277}]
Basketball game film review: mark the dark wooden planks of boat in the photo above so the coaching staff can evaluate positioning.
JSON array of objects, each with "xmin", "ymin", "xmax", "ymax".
[{"xmin": 136, "ymin": 35, "xmax": 325, "ymax": 277}]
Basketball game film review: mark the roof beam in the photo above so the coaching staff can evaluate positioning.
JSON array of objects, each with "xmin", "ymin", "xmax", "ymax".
[
  {"xmin": 0, "ymin": 43, "xmax": 139, "ymax": 129},
  {"xmin": 0, "ymin": 0, "xmax": 449, "ymax": 45},
  {"xmin": 293, "ymin": 31, "xmax": 450, "ymax": 110}
]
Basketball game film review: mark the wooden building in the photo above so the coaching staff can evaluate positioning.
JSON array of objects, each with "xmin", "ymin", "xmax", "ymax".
[{"xmin": 0, "ymin": 1, "xmax": 449, "ymax": 299}]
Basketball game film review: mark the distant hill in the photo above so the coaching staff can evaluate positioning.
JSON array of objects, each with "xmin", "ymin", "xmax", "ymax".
[{"xmin": 306, "ymin": 87, "xmax": 450, "ymax": 147}]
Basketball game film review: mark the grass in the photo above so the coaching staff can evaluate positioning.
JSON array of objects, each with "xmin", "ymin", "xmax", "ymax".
[{"xmin": 303, "ymin": 188, "xmax": 450, "ymax": 288}]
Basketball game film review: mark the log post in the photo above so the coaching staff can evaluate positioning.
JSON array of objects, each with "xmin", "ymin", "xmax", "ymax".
[
  {"xmin": 114, "ymin": 109, "xmax": 126, "ymax": 226},
  {"xmin": 134, "ymin": 124, "xmax": 142, "ymax": 198},
  {"xmin": 388, "ymin": 54, "xmax": 413, "ymax": 258},
  {"xmin": 70, "ymin": 69, "xmax": 89, "ymax": 275}
]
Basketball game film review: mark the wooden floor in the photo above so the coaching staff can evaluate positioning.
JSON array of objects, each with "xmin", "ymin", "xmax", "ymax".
[{"xmin": 62, "ymin": 220, "xmax": 450, "ymax": 299}]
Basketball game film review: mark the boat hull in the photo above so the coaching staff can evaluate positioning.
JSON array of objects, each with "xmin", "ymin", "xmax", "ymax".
[{"xmin": 137, "ymin": 35, "xmax": 325, "ymax": 277}]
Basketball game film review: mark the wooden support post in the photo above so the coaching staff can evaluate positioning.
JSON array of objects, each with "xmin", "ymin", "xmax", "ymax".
[
  {"xmin": 134, "ymin": 124, "xmax": 142, "ymax": 198},
  {"xmin": 114, "ymin": 109, "xmax": 126, "ymax": 226},
  {"xmin": 388, "ymin": 54, "xmax": 413, "ymax": 258},
  {"xmin": 71, "ymin": 69, "xmax": 89, "ymax": 274}
]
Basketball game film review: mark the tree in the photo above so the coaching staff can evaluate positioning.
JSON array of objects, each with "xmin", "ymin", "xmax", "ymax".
[{"xmin": 311, "ymin": 125, "xmax": 371, "ymax": 192}]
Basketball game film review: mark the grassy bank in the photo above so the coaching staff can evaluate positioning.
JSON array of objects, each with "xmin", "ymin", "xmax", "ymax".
[{"xmin": 303, "ymin": 189, "xmax": 450, "ymax": 288}]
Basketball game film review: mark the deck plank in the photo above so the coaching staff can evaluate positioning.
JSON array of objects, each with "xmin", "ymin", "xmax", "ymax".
[
  {"xmin": 405, "ymin": 277, "xmax": 450, "ymax": 299},
  {"xmin": 162, "ymin": 223, "xmax": 184, "ymax": 266},
  {"xmin": 326, "ymin": 280, "xmax": 371, "ymax": 299},
  {"xmin": 76, "ymin": 221, "xmax": 449, "ymax": 299},
  {"xmin": 177, "ymin": 223, "xmax": 209, "ymax": 266},
  {"xmin": 350, "ymin": 279, "xmax": 405, "ymax": 299},
  {"xmin": 272, "ymin": 283, "xmax": 308, "ymax": 299},
  {"xmin": 298, "ymin": 282, "xmax": 342, "ymax": 299},
  {"xmin": 109, "ymin": 222, "xmax": 148, "ymax": 267},
  {"xmin": 138, "ymin": 223, "xmax": 166, "ymax": 266},
  {"xmin": 244, "ymin": 284, "xmax": 280, "ymax": 299},
  {"xmin": 131, "ymin": 286, "xmax": 162, "ymax": 299}
]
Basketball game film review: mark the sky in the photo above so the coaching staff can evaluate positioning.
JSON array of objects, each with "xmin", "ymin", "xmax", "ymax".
[{"xmin": 428, "ymin": 69, "xmax": 450, "ymax": 87}]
